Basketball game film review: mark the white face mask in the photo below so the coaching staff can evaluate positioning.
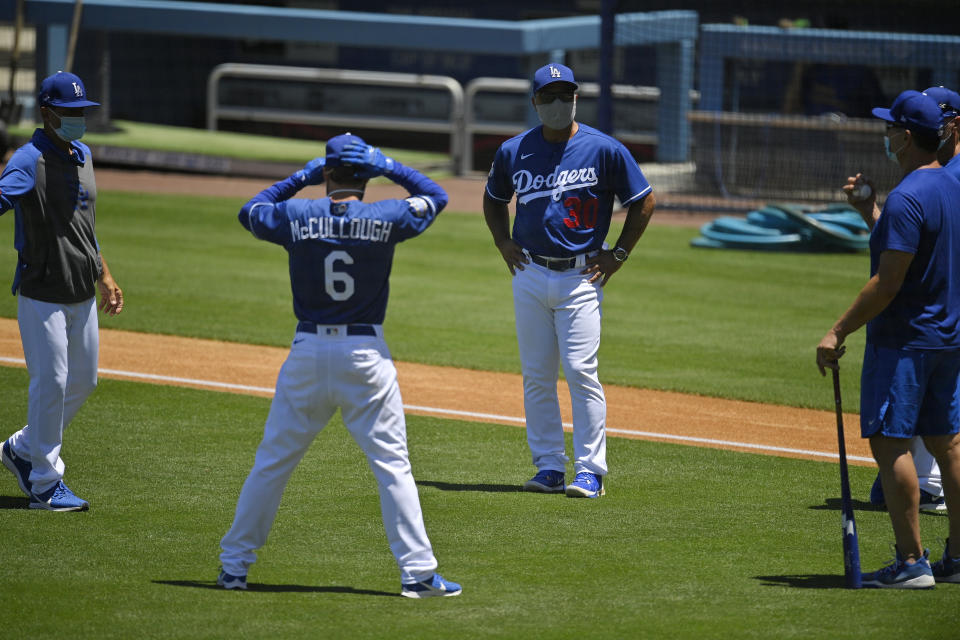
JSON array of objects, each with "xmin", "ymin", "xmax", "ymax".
[{"xmin": 536, "ymin": 96, "xmax": 577, "ymax": 130}]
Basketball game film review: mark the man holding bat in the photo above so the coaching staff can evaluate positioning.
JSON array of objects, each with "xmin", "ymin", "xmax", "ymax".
[{"xmin": 817, "ymin": 90, "xmax": 960, "ymax": 588}]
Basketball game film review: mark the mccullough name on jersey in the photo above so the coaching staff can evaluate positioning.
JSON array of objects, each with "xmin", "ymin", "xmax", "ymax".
[
  {"xmin": 290, "ymin": 216, "xmax": 394, "ymax": 243},
  {"xmin": 513, "ymin": 166, "xmax": 599, "ymax": 205}
]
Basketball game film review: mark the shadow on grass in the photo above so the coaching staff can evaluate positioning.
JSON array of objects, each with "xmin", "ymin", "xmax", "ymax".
[
  {"xmin": 417, "ymin": 479, "xmax": 523, "ymax": 493},
  {"xmin": 154, "ymin": 580, "xmax": 397, "ymax": 597},
  {"xmin": 810, "ymin": 498, "xmax": 947, "ymax": 516},
  {"xmin": 809, "ymin": 498, "xmax": 885, "ymax": 512},
  {"xmin": 0, "ymin": 495, "xmax": 30, "ymax": 509},
  {"xmin": 754, "ymin": 574, "xmax": 849, "ymax": 589}
]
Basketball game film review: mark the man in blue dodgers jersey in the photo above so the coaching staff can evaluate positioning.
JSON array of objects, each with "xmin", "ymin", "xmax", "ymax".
[
  {"xmin": 0, "ymin": 72, "xmax": 124, "ymax": 512},
  {"xmin": 926, "ymin": 86, "xmax": 960, "ymax": 584},
  {"xmin": 857, "ymin": 86, "xmax": 960, "ymax": 516},
  {"xmin": 483, "ymin": 63, "xmax": 656, "ymax": 498},
  {"xmin": 818, "ymin": 90, "xmax": 960, "ymax": 588},
  {"xmin": 218, "ymin": 134, "xmax": 461, "ymax": 598}
]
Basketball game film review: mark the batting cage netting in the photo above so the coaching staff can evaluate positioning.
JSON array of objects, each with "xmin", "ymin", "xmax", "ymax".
[
  {"xmin": 608, "ymin": 2, "xmax": 959, "ymax": 203},
  {"xmin": 4, "ymin": 1, "xmax": 958, "ymax": 207}
]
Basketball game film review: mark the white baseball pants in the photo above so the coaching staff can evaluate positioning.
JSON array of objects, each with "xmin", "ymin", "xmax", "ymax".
[
  {"xmin": 8, "ymin": 294, "xmax": 98, "ymax": 495},
  {"xmin": 220, "ymin": 329, "xmax": 438, "ymax": 584},
  {"xmin": 512, "ymin": 261, "xmax": 607, "ymax": 477},
  {"xmin": 911, "ymin": 437, "xmax": 942, "ymax": 497}
]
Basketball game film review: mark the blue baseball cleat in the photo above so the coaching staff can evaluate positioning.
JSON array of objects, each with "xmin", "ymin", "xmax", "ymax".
[
  {"xmin": 2, "ymin": 437, "xmax": 32, "ymax": 497},
  {"xmin": 217, "ymin": 567, "xmax": 248, "ymax": 590},
  {"xmin": 523, "ymin": 469, "xmax": 565, "ymax": 493},
  {"xmin": 870, "ymin": 473, "xmax": 946, "ymax": 512},
  {"xmin": 932, "ymin": 539, "xmax": 960, "ymax": 584},
  {"xmin": 29, "ymin": 480, "xmax": 88, "ymax": 511},
  {"xmin": 401, "ymin": 573, "xmax": 462, "ymax": 598},
  {"xmin": 861, "ymin": 548, "xmax": 935, "ymax": 589},
  {"xmin": 565, "ymin": 471, "xmax": 604, "ymax": 498},
  {"xmin": 919, "ymin": 489, "xmax": 946, "ymax": 512}
]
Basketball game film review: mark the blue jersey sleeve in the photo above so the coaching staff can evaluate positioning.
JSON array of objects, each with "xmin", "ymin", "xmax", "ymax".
[
  {"xmin": 239, "ymin": 163, "xmax": 447, "ymax": 246},
  {"xmin": 387, "ymin": 162, "xmax": 448, "ymax": 215},
  {"xmin": 484, "ymin": 144, "xmax": 516, "ymax": 203},
  {"xmin": 874, "ymin": 190, "xmax": 923, "ymax": 256},
  {"xmin": 238, "ymin": 174, "xmax": 308, "ymax": 246},
  {"xmin": 245, "ymin": 201, "xmax": 300, "ymax": 247},
  {"xmin": 0, "ymin": 145, "xmax": 40, "ymax": 214},
  {"xmin": 610, "ymin": 141, "xmax": 652, "ymax": 206},
  {"xmin": 369, "ymin": 162, "xmax": 448, "ymax": 241}
]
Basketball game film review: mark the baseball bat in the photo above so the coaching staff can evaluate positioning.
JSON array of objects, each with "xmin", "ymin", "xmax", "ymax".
[{"xmin": 832, "ymin": 368, "xmax": 862, "ymax": 589}]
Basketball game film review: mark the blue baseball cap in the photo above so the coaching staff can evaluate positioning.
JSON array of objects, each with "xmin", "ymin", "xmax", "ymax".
[
  {"xmin": 324, "ymin": 132, "xmax": 366, "ymax": 166},
  {"xmin": 532, "ymin": 63, "xmax": 578, "ymax": 94},
  {"xmin": 871, "ymin": 90, "xmax": 942, "ymax": 134},
  {"xmin": 922, "ymin": 85, "xmax": 960, "ymax": 119},
  {"xmin": 38, "ymin": 71, "xmax": 99, "ymax": 108}
]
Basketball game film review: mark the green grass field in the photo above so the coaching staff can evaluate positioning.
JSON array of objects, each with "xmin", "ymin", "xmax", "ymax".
[
  {"xmin": 0, "ymin": 366, "xmax": 954, "ymax": 639},
  {"xmin": 9, "ymin": 120, "xmax": 449, "ymax": 169},
  {"xmin": 0, "ymin": 184, "xmax": 954, "ymax": 638}
]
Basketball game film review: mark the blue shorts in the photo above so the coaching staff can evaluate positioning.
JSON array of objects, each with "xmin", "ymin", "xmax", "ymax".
[{"xmin": 860, "ymin": 344, "xmax": 960, "ymax": 439}]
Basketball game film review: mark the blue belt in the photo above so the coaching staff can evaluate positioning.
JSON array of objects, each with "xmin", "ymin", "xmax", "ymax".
[{"xmin": 296, "ymin": 321, "xmax": 377, "ymax": 336}]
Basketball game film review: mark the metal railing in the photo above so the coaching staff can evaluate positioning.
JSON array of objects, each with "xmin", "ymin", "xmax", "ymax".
[
  {"xmin": 206, "ymin": 63, "xmax": 465, "ymax": 172},
  {"xmin": 207, "ymin": 63, "xmax": 694, "ymax": 175}
]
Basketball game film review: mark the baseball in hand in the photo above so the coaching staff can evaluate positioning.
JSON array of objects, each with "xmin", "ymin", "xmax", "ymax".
[{"xmin": 850, "ymin": 184, "xmax": 872, "ymax": 201}]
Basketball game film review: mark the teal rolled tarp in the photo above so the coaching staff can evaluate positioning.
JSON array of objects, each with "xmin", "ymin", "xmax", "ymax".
[{"xmin": 690, "ymin": 203, "xmax": 869, "ymax": 252}]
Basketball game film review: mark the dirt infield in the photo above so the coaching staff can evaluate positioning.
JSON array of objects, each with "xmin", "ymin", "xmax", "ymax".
[{"xmin": 0, "ymin": 317, "xmax": 872, "ymax": 466}]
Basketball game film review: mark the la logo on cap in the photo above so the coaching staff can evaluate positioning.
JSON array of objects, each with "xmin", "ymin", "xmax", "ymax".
[
  {"xmin": 550, "ymin": 66, "xmax": 562, "ymax": 78},
  {"xmin": 72, "ymin": 82, "xmax": 82, "ymax": 97}
]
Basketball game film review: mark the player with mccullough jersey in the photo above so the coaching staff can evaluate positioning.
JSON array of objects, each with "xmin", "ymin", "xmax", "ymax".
[{"xmin": 218, "ymin": 133, "xmax": 461, "ymax": 598}]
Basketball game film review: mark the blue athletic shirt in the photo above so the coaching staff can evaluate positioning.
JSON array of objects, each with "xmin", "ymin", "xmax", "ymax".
[
  {"xmin": 945, "ymin": 153, "xmax": 960, "ymax": 181},
  {"xmin": 238, "ymin": 163, "xmax": 446, "ymax": 325},
  {"xmin": 867, "ymin": 166, "xmax": 960, "ymax": 349},
  {"xmin": 485, "ymin": 123, "xmax": 652, "ymax": 257}
]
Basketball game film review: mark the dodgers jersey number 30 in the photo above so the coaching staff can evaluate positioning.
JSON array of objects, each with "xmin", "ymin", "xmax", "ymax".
[{"xmin": 485, "ymin": 123, "xmax": 651, "ymax": 257}]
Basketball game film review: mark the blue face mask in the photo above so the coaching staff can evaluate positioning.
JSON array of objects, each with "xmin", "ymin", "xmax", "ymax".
[
  {"xmin": 938, "ymin": 131, "xmax": 952, "ymax": 151},
  {"xmin": 53, "ymin": 115, "xmax": 86, "ymax": 142},
  {"xmin": 884, "ymin": 135, "xmax": 904, "ymax": 164}
]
